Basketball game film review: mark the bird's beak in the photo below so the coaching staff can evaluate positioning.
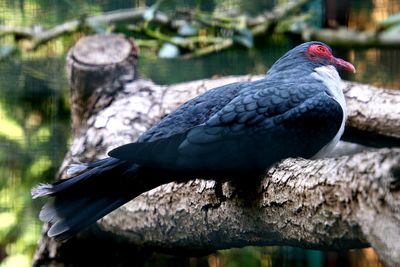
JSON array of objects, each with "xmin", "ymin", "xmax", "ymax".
[{"xmin": 331, "ymin": 57, "xmax": 356, "ymax": 73}]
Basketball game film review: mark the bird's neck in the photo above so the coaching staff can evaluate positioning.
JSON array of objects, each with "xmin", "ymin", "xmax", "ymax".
[
  {"xmin": 310, "ymin": 65, "xmax": 347, "ymax": 159},
  {"xmin": 311, "ymin": 65, "xmax": 347, "ymax": 116}
]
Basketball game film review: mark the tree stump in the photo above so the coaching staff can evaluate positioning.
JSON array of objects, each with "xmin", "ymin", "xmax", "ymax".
[
  {"xmin": 34, "ymin": 34, "xmax": 400, "ymax": 267},
  {"xmin": 67, "ymin": 33, "xmax": 138, "ymax": 133}
]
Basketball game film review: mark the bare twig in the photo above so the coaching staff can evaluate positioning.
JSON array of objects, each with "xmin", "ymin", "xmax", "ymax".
[
  {"xmin": 300, "ymin": 27, "xmax": 400, "ymax": 47},
  {"xmin": 0, "ymin": 7, "xmax": 170, "ymax": 50},
  {"xmin": 0, "ymin": 0, "xmax": 309, "ymax": 56},
  {"xmin": 183, "ymin": 0, "xmax": 309, "ymax": 58}
]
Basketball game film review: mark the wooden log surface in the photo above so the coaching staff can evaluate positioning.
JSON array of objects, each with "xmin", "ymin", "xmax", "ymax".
[
  {"xmin": 34, "ymin": 34, "xmax": 400, "ymax": 267},
  {"xmin": 66, "ymin": 34, "xmax": 138, "ymax": 133}
]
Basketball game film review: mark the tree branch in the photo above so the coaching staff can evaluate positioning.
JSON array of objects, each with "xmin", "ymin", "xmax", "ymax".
[
  {"xmin": 34, "ymin": 34, "xmax": 400, "ymax": 267},
  {"xmin": 101, "ymin": 148, "xmax": 400, "ymax": 256},
  {"xmin": 0, "ymin": 7, "xmax": 169, "ymax": 50},
  {"xmin": 300, "ymin": 27, "xmax": 400, "ymax": 48}
]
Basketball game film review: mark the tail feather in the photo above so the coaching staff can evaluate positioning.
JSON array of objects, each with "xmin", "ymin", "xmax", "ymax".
[
  {"xmin": 32, "ymin": 158, "xmax": 126, "ymax": 198},
  {"xmin": 32, "ymin": 157, "xmax": 138, "ymax": 240},
  {"xmin": 31, "ymin": 183, "xmax": 55, "ymax": 199},
  {"xmin": 66, "ymin": 163, "xmax": 89, "ymax": 177},
  {"xmin": 65, "ymin": 158, "xmax": 112, "ymax": 176},
  {"xmin": 45, "ymin": 197, "xmax": 127, "ymax": 240},
  {"xmin": 39, "ymin": 195, "xmax": 93, "ymax": 224}
]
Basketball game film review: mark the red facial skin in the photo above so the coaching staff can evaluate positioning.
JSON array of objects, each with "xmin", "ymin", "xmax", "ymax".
[{"xmin": 307, "ymin": 44, "xmax": 356, "ymax": 73}]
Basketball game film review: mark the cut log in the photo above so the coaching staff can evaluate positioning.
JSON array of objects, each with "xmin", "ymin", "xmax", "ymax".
[
  {"xmin": 66, "ymin": 33, "xmax": 138, "ymax": 133},
  {"xmin": 34, "ymin": 34, "xmax": 400, "ymax": 267}
]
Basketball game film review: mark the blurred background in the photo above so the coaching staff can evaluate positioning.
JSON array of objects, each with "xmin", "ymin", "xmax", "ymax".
[{"xmin": 0, "ymin": 0, "xmax": 399, "ymax": 266}]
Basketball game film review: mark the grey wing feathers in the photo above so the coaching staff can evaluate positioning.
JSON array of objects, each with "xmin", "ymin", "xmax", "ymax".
[
  {"xmin": 110, "ymin": 81, "xmax": 343, "ymax": 172},
  {"xmin": 137, "ymin": 81, "xmax": 248, "ymax": 143}
]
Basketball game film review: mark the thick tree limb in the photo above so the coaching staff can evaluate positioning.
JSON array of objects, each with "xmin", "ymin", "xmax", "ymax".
[
  {"xmin": 343, "ymin": 82, "xmax": 400, "ymax": 139},
  {"xmin": 34, "ymin": 35, "xmax": 400, "ymax": 266},
  {"xmin": 300, "ymin": 27, "xmax": 400, "ymax": 48},
  {"xmin": 55, "ymin": 78, "xmax": 399, "ymax": 266},
  {"xmin": 101, "ymin": 148, "xmax": 400, "ymax": 256}
]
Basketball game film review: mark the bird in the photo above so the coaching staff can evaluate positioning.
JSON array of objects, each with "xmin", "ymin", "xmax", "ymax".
[{"xmin": 32, "ymin": 41, "xmax": 355, "ymax": 240}]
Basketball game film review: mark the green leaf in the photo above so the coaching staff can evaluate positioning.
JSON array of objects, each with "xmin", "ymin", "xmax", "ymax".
[
  {"xmin": 158, "ymin": 43, "xmax": 180, "ymax": 58},
  {"xmin": 379, "ymin": 12, "xmax": 400, "ymax": 30},
  {"xmin": 178, "ymin": 23, "xmax": 198, "ymax": 36},
  {"xmin": 87, "ymin": 21, "xmax": 108, "ymax": 33},
  {"xmin": 233, "ymin": 28, "xmax": 253, "ymax": 48},
  {"xmin": 382, "ymin": 23, "xmax": 400, "ymax": 34},
  {"xmin": 143, "ymin": 0, "xmax": 164, "ymax": 21},
  {"xmin": 0, "ymin": 44, "xmax": 16, "ymax": 61}
]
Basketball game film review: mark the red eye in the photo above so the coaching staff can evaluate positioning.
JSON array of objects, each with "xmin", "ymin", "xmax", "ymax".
[{"xmin": 307, "ymin": 44, "xmax": 331, "ymax": 58}]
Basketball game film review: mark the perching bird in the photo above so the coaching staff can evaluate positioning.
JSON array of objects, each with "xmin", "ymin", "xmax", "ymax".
[{"xmin": 32, "ymin": 41, "xmax": 355, "ymax": 240}]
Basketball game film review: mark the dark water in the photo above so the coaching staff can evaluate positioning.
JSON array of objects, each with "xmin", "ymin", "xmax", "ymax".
[{"xmin": 0, "ymin": 0, "xmax": 399, "ymax": 266}]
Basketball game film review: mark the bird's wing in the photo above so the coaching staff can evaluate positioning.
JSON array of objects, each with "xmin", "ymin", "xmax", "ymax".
[
  {"xmin": 109, "ymin": 83, "xmax": 343, "ymax": 172},
  {"xmin": 137, "ymin": 81, "xmax": 249, "ymax": 143}
]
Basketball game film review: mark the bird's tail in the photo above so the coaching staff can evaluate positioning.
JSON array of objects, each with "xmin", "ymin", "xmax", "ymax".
[{"xmin": 31, "ymin": 157, "xmax": 140, "ymax": 240}]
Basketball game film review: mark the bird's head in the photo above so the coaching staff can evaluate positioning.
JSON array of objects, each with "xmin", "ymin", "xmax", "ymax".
[
  {"xmin": 267, "ymin": 41, "xmax": 356, "ymax": 78},
  {"xmin": 305, "ymin": 42, "xmax": 355, "ymax": 73}
]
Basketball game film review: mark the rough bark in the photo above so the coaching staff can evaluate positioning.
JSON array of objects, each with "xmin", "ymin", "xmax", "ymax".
[
  {"xmin": 102, "ymin": 148, "xmax": 400, "ymax": 253},
  {"xmin": 343, "ymin": 82, "xmax": 400, "ymax": 140},
  {"xmin": 34, "ymin": 35, "xmax": 400, "ymax": 266},
  {"xmin": 66, "ymin": 33, "xmax": 138, "ymax": 134}
]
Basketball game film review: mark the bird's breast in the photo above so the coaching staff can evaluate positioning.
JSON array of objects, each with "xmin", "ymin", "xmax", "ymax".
[
  {"xmin": 310, "ymin": 65, "xmax": 347, "ymax": 158},
  {"xmin": 311, "ymin": 65, "xmax": 346, "ymax": 110}
]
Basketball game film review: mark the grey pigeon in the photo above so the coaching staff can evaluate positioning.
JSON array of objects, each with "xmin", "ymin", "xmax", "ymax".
[{"xmin": 32, "ymin": 41, "xmax": 355, "ymax": 240}]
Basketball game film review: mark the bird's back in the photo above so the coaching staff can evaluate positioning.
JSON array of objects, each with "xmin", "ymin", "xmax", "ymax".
[{"xmin": 110, "ymin": 77, "xmax": 343, "ymax": 172}]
